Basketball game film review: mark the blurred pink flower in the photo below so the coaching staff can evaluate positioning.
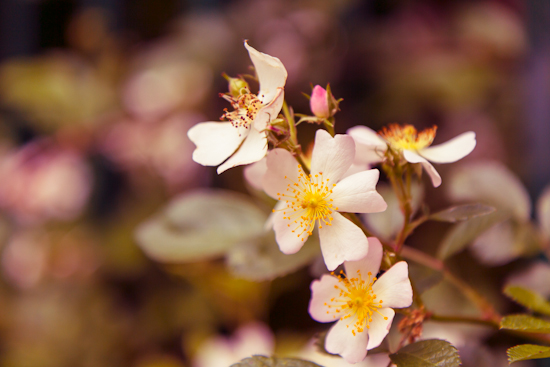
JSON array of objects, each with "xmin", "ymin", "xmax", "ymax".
[
  {"xmin": 0, "ymin": 141, "xmax": 92, "ymax": 224},
  {"xmin": 193, "ymin": 322, "xmax": 274, "ymax": 367},
  {"xmin": 101, "ymin": 113, "xmax": 205, "ymax": 189}
]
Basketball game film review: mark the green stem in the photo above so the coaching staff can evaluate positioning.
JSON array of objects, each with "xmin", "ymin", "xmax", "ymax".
[{"xmin": 282, "ymin": 100, "xmax": 298, "ymax": 146}]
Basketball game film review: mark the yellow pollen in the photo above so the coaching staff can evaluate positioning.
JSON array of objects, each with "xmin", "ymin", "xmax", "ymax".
[
  {"xmin": 275, "ymin": 165, "xmax": 336, "ymax": 241},
  {"xmin": 324, "ymin": 269, "xmax": 386, "ymax": 336},
  {"xmin": 221, "ymin": 92, "xmax": 262, "ymax": 132},
  {"xmin": 378, "ymin": 124, "xmax": 437, "ymax": 151}
]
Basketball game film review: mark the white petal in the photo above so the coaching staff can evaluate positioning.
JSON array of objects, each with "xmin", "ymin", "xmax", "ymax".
[
  {"xmin": 217, "ymin": 127, "xmax": 267, "ymax": 174},
  {"xmin": 188, "ymin": 121, "xmax": 246, "ymax": 166},
  {"xmin": 419, "ymin": 131, "xmax": 476, "ymax": 163},
  {"xmin": 244, "ymin": 41, "xmax": 287, "ymax": 105},
  {"xmin": 309, "ymin": 275, "xmax": 342, "ymax": 323},
  {"xmin": 344, "ymin": 237, "xmax": 383, "ymax": 278},
  {"xmin": 331, "ymin": 169, "xmax": 387, "ymax": 214},
  {"xmin": 325, "ymin": 318, "xmax": 369, "ymax": 364},
  {"xmin": 366, "ymin": 308, "xmax": 395, "ymax": 350},
  {"xmin": 371, "ymin": 261, "xmax": 412, "ymax": 309},
  {"xmin": 253, "ymin": 88, "xmax": 284, "ymax": 132},
  {"xmin": 347, "ymin": 126, "xmax": 387, "ymax": 148},
  {"xmin": 403, "ymin": 150, "xmax": 442, "ymax": 187},
  {"xmin": 319, "ymin": 212, "xmax": 369, "ymax": 271},
  {"xmin": 263, "ymin": 149, "xmax": 300, "ymax": 200},
  {"xmin": 446, "ymin": 161, "xmax": 531, "ymax": 221},
  {"xmin": 243, "ymin": 158, "xmax": 267, "ymax": 191},
  {"xmin": 311, "ymin": 130, "xmax": 355, "ymax": 183},
  {"xmin": 537, "ymin": 185, "xmax": 550, "ymax": 240},
  {"xmin": 272, "ymin": 210, "xmax": 309, "ymax": 254}
]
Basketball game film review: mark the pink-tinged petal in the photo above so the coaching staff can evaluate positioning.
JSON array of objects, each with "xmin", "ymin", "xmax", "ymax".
[
  {"xmin": 372, "ymin": 261, "xmax": 412, "ymax": 309},
  {"xmin": 264, "ymin": 200, "xmax": 285, "ymax": 230},
  {"xmin": 366, "ymin": 308, "xmax": 395, "ymax": 350},
  {"xmin": 253, "ymin": 88, "xmax": 284, "ymax": 132},
  {"xmin": 272, "ymin": 209, "xmax": 309, "ymax": 254},
  {"xmin": 403, "ymin": 150, "xmax": 442, "ymax": 187},
  {"xmin": 243, "ymin": 158, "xmax": 267, "ymax": 191},
  {"xmin": 217, "ymin": 127, "xmax": 267, "ymax": 174},
  {"xmin": 331, "ymin": 169, "xmax": 387, "ymax": 214},
  {"xmin": 319, "ymin": 212, "xmax": 369, "ymax": 271},
  {"xmin": 244, "ymin": 41, "xmax": 287, "ymax": 105},
  {"xmin": 419, "ymin": 132, "xmax": 476, "ymax": 163},
  {"xmin": 325, "ymin": 318, "xmax": 369, "ymax": 364},
  {"xmin": 309, "ymin": 275, "xmax": 342, "ymax": 323},
  {"xmin": 188, "ymin": 122, "xmax": 246, "ymax": 166},
  {"xmin": 537, "ymin": 185, "xmax": 550, "ymax": 240},
  {"xmin": 263, "ymin": 149, "xmax": 300, "ymax": 200},
  {"xmin": 344, "ymin": 237, "xmax": 383, "ymax": 278},
  {"xmin": 310, "ymin": 130, "xmax": 355, "ymax": 183}
]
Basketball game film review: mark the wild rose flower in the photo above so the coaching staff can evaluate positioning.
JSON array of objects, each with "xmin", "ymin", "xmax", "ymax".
[
  {"xmin": 308, "ymin": 238, "xmax": 413, "ymax": 363},
  {"xmin": 188, "ymin": 41, "xmax": 287, "ymax": 174},
  {"xmin": 348, "ymin": 124, "xmax": 476, "ymax": 187},
  {"xmin": 263, "ymin": 129, "xmax": 387, "ymax": 271}
]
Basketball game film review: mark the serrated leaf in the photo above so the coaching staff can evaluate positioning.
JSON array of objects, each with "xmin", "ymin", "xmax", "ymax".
[
  {"xmin": 226, "ymin": 231, "xmax": 320, "ymax": 281},
  {"xmin": 437, "ymin": 211, "xmax": 509, "ymax": 260},
  {"xmin": 504, "ymin": 285, "xmax": 550, "ymax": 316},
  {"xmin": 135, "ymin": 189, "xmax": 268, "ymax": 262},
  {"xmin": 507, "ymin": 344, "xmax": 550, "ymax": 363},
  {"xmin": 230, "ymin": 355, "xmax": 323, "ymax": 367},
  {"xmin": 389, "ymin": 339, "xmax": 461, "ymax": 367},
  {"xmin": 430, "ymin": 204, "xmax": 495, "ymax": 223},
  {"xmin": 500, "ymin": 314, "xmax": 550, "ymax": 333}
]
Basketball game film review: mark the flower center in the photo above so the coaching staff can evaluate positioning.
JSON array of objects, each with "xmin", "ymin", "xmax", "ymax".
[
  {"xmin": 324, "ymin": 270, "xmax": 387, "ymax": 336},
  {"xmin": 274, "ymin": 165, "xmax": 337, "ymax": 241},
  {"xmin": 378, "ymin": 124, "xmax": 437, "ymax": 151},
  {"xmin": 221, "ymin": 92, "xmax": 262, "ymax": 130}
]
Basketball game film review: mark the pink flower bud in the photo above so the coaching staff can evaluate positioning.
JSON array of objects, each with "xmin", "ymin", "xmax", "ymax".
[{"xmin": 310, "ymin": 85, "xmax": 330, "ymax": 118}]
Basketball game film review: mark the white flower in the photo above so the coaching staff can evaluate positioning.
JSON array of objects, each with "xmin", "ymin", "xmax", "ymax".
[
  {"xmin": 263, "ymin": 129, "xmax": 387, "ymax": 271},
  {"xmin": 308, "ymin": 238, "xmax": 412, "ymax": 364},
  {"xmin": 348, "ymin": 124, "xmax": 476, "ymax": 187},
  {"xmin": 188, "ymin": 41, "xmax": 287, "ymax": 174}
]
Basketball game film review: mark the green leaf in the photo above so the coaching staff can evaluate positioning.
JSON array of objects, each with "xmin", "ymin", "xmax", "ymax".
[
  {"xmin": 230, "ymin": 355, "xmax": 323, "ymax": 367},
  {"xmin": 135, "ymin": 189, "xmax": 268, "ymax": 262},
  {"xmin": 226, "ymin": 231, "xmax": 321, "ymax": 281},
  {"xmin": 408, "ymin": 262, "xmax": 443, "ymax": 295},
  {"xmin": 437, "ymin": 211, "xmax": 509, "ymax": 260},
  {"xmin": 504, "ymin": 285, "xmax": 550, "ymax": 316},
  {"xmin": 430, "ymin": 204, "xmax": 495, "ymax": 223},
  {"xmin": 389, "ymin": 339, "xmax": 461, "ymax": 367},
  {"xmin": 507, "ymin": 344, "xmax": 550, "ymax": 363},
  {"xmin": 500, "ymin": 314, "xmax": 550, "ymax": 333}
]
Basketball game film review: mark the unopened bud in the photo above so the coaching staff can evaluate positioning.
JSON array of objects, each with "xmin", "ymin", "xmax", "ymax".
[
  {"xmin": 310, "ymin": 84, "xmax": 340, "ymax": 119},
  {"xmin": 226, "ymin": 75, "xmax": 250, "ymax": 97}
]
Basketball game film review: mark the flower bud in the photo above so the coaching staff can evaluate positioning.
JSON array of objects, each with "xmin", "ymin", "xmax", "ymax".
[
  {"xmin": 310, "ymin": 85, "xmax": 330, "ymax": 118},
  {"xmin": 227, "ymin": 76, "xmax": 250, "ymax": 97}
]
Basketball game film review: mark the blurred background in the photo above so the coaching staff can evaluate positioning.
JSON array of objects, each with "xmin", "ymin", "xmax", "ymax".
[{"xmin": 0, "ymin": 0, "xmax": 549, "ymax": 366}]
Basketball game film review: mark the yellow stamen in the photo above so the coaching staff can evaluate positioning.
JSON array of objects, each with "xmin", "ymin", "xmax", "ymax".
[{"xmin": 378, "ymin": 124, "xmax": 437, "ymax": 151}]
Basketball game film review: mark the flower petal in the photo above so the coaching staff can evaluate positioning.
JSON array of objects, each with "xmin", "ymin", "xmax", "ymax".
[
  {"xmin": 188, "ymin": 121, "xmax": 246, "ymax": 166},
  {"xmin": 243, "ymin": 157, "xmax": 267, "ymax": 191},
  {"xmin": 319, "ymin": 212, "xmax": 369, "ymax": 271},
  {"xmin": 419, "ymin": 131, "xmax": 476, "ymax": 163},
  {"xmin": 310, "ymin": 130, "xmax": 355, "ymax": 183},
  {"xmin": 263, "ymin": 149, "xmax": 300, "ymax": 200},
  {"xmin": 331, "ymin": 169, "xmax": 387, "ymax": 214},
  {"xmin": 403, "ymin": 150, "xmax": 442, "ymax": 187},
  {"xmin": 344, "ymin": 237, "xmax": 383, "ymax": 278},
  {"xmin": 309, "ymin": 275, "xmax": 342, "ymax": 323},
  {"xmin": 537, "ymin": 185, "xmax": 550, "ymax": 240},
  {"xmin": 372, "ymin": 261, "xmax": 413, "ymax": 309},
  {"xmin": 253, "ymin": 88, "xmax": 285, "ymax": 131},
  {"xmin": 272, "ymin": 209, "xmax": 309, "ymax": 254},
  {"xmin": 347, "ymin": 126, "xmax": 387, "ymax": 148},
  {"xmin": 366, "ymin": 308, "xmax": 395, "ymax": 350},
  {"xmin": 217, "ymin": 127, "xmax": 267, "ymax": 174},
  {"xmin": 325, "ymin": 318, "xmax": 369, "ymax": 364},
  {"xmin": 244, "ymin": 41, "xmax": 287, "ymax": 105}
]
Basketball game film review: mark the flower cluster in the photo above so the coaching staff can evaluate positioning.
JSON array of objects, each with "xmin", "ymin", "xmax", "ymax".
[{"xmin": 186, "ymin": 41, "xmax": 477, "ymax": 364}]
